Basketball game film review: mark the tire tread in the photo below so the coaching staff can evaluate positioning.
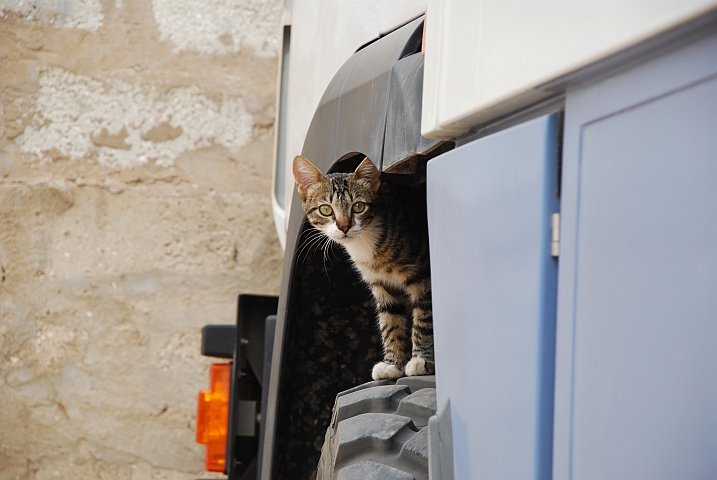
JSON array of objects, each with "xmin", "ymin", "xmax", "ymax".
[{"xmin": 317, "ymin": 376, "xmax": 436, "ymax": 480}]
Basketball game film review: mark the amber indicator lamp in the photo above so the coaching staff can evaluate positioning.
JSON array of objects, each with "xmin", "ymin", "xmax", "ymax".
[{"xmin": 196, "ymin": 363, "xmax": 232, "ymax": 472}]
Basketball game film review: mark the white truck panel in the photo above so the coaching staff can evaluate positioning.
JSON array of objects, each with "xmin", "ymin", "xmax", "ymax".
[{"xmin": 422, "ymin": 0, "xmax": 717, "ymax": 140}]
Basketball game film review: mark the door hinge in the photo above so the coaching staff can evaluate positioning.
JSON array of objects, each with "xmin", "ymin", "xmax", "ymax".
[{"xmin": 551, "ymin": 213, "xmax": 560, "ymax": 257}]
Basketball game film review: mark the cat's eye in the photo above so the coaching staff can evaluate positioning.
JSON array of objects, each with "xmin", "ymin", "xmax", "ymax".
[
  {"xmin": 319, "ymin": 204, "xmax": 333, "ymax": 216},
  {"xmin": 352, "ymin": 202, "xmax": 366, "ymax": 213}
]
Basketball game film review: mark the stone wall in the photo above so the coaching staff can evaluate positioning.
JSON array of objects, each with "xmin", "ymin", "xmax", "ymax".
[{"xmin": 0, "ymin": 0, "xmax": 284, "ymax": 478}]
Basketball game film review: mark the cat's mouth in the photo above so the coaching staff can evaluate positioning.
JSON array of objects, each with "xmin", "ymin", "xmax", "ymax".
[
  {"xmin": 329, "ymin": 229, "xmax": 355, "ymax": 242},
  {"xmin": 325, "ymin": 223, "xmax": 365, "ymax": 243}
]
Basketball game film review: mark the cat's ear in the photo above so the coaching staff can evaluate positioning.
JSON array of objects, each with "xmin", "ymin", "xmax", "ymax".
[
  {"xmin": 354, "ymin": 157, "xmax": 381, "ymax": 193},
  {"xmin": 293, "ymin": 156, "xmax": 323, "ymax": 198}
]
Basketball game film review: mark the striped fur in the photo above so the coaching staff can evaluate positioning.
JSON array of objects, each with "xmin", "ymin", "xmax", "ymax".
[{"xmin": 293, "ymin": 156, "xmax": 434, "ymax": 380}]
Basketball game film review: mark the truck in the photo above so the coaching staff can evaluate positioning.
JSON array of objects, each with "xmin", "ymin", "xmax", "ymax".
[{"xmin": 194, "ymin": 1, "xmax": 717, "ymax": 479}]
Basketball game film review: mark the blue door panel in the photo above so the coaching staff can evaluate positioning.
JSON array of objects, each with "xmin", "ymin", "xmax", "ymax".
[
  {"xmin": 555, "ymin": 33, "xmax": 717, "ymax": 480},
  {"xmin": 427, "ymin": 114, "xmax": 560, "ymax": 480},
  {"xmin": 575, "ymin": 74, "xmax": 717, "ymax": 480}
]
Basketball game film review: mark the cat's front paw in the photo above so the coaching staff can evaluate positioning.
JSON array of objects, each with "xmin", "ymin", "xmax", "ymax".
[
  {"xmin": 372, "ymin": 362, "xmax": 403, "ymax": 380},
  {"xmin": 405, "ymin": 357, "xmax": 435, "ymax": 376}
]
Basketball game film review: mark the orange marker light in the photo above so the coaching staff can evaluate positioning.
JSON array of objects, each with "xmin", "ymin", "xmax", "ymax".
[{"xmin": 196, "ymin": 363, "xmax": 232, "ymax": 472}]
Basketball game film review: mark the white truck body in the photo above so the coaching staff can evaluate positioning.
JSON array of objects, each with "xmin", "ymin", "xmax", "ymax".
[{"xmin": 421, "ymin": 0, "xmax": 717, "ymax": 139}]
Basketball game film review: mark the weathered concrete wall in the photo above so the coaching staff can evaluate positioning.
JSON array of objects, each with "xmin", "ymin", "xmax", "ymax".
[{"xmin": 0, "ymin": 0, "xmax": 284, "ymax": 478}]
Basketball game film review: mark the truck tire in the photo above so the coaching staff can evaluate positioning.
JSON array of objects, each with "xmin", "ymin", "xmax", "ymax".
[{"xmin": 316, "ymin": 375, "xmax": 436, "ymax": 480}]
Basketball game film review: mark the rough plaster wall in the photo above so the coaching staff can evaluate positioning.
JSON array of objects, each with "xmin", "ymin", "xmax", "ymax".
[
  {"xmin": 15, "ymin": 68, "xmax": 255, "ymax": 168},
  {"xmin": 0, "ymin": 0, "xmax": 104, "ymax": 31},
  {"xmin": 152, "ymin": 0, "xmax": 281, "ymax": 56},
  {"xmin": 0, "ymin": 0, "xmax": 283, "ymax": 478}
]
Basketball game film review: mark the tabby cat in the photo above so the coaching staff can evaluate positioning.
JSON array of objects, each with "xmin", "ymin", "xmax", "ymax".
[{"xmin": 293, "ymin": 155, "xmax": 434, "ymax": 380}]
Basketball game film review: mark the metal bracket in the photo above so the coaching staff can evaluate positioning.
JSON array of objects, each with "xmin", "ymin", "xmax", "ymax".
[
  {"xmin": 235, "ymin": 400, "xmax": 258, "ymax": 437},
  {"xmin": 551, "ymin": 212, "xmax": 561, "ymax": 257},
  {"xmin": 428, "ymin": 398, "xmax": 455, "ymax": 480},
  {"xmin": 201, "ymin": 324, "xmax": 236, "ymax": 359}
]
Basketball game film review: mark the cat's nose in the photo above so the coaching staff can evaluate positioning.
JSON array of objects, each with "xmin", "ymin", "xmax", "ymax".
[{"xmin": 336, "ymin": 220, "xmax": 351, "ymax": 233}]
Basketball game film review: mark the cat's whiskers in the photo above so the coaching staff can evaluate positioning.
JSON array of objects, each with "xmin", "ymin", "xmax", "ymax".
[
  {"xmin": 320, "ymin": 235, "xmax": 337, "ymax": 281},
  {"xmin": 296, "ymin": 230, "xmax": 320, "ymax": 258},
  {"xmin": 296, "ymin": 229, "xmax": 326, "ymax": 264}
]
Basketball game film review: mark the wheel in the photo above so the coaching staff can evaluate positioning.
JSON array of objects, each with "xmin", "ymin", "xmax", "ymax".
[{"xmin": 316, "ymin": 376, "xmax": 436, "ymax": 480}]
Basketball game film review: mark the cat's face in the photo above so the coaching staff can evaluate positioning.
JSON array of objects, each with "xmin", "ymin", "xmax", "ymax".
[{"xmin": 293, "ymin": 156, "xmax": 381, "ymax": 246}]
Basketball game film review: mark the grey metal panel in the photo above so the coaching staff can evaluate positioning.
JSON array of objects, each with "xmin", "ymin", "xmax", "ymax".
[
  {"xmin": 554, "ymin": 32, "xmax": 717, "ymax": 480},
  {"xmin": 255, "ymin": 315, "xmax": 275, "ymax": 479},
  {"xmin": 301, "ymin": 16, "xmax": 438, "ymax": 173},
  {"xmin": 427, "ymin": 114, "xmax": 560, "ymax": 480},
  {"xmin": 301, "ymin": 17, "xmax": 418, "ymax": 169},
  {"xmin": 260, "ymin": 192, "xmax": 303, "ymax": 480},
  {"xmin": 383, "ymin": 54, "xmax": 438, "ymax": 170}
]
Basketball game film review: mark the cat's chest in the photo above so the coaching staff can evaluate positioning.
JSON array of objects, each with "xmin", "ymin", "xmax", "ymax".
[
  {"xmin": 342, "ymin": 238, "xmax": 375, "ymax": 264},
  {"xmin": 346, "ymin": 251, "xmax": 409, "ymax": 288}
]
